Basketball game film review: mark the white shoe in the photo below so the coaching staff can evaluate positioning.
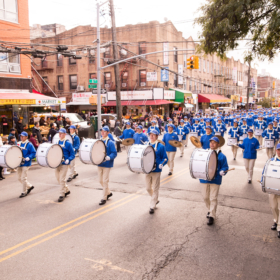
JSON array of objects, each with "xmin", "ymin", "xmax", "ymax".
[{"xmin": 4, "ymin": 172, "xmax": 10, "ymax": 175}]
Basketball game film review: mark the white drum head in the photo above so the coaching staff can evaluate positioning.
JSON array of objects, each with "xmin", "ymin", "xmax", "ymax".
[
  {"xmin": 5, "ymin": 146, "xmax": 23, "ymax": 169},
  {"xmin": 91, "ymin": 140, "xmax": 106, "ymax": 165},
  {"xmin": 47, "ymin": 144, "xmax": 63, "ymax": 168},
  {"xmin": 142, "ymin": 146, "xmax": 155, "ymax": 174},
  {"xmin": 52, "ymin": 133, "xmax": 73, "ymax": 144},
  {"xmin": 207, "ymin": 152, "xmax": 217, "ymax": 180}
]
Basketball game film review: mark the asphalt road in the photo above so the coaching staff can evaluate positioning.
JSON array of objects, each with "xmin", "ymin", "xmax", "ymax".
[{"xmin": 1, "ymin": 133, "xmax": 280, "ymax": 280}]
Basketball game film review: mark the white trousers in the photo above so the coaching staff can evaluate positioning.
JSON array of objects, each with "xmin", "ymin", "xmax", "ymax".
[
  {"xmin": 98, "ymin": 167, "xmax": 111, "ymax": 200},
  {"xmin": 266, "ymin": 148, "xmax": 274, "ymax": 159},
  {"xmin": 243, "ymin": 159, "xmax": 256, "ymax": 180},
  {"xmin": 231, "ymin": 146, "xmax": 238, "ymax": 158},
  {"xmin": 184, "ymin": 136, "xmax": 189, "ymax": 147},
  {"xmin": 55, "ymin": 165, "xmax": 69, "ymax": 196},
  {"xmin": 125, "ymin": 145, "xmax": 132, "ymax": 154},
  {"xmin": 18, "ymin": 166, "xmax": 32, "ymax": 194},
  {"xmin": 269, "ymin": 194, "xmax": 280, "ymax": 231},
  {"xmin": 256, "ymin": 136, "xmax": 263, "ymax": 146},
  {"xmin": 201, "ymin": 183, "xmax": 220, "ymax": 219},
  {"xmin": 146, "ymin": 172, "xmax": 161, "ymax": 209},
  {"xmin": 69, "ymin": 158, "xmax": 77, "ymax": 178},
  {"xmin": 166, "ymin": 151, "xmax": 176, "ymax": 172},
  {"xmin": 180, "ymin": 140, "xmax": 187, "ymax": 156}
]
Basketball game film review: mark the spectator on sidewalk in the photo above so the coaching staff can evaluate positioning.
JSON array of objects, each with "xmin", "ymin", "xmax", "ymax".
[
  {"xmin": 48, "ymin": 123, "xmax": 58, "ymax": 142},
  {"xmin": 32, "ymin": 122, "xmax": 43, "ymax": 144},
  {"xmin": 15, "ymin": 119, "xmax": 24, "ymax": 140},
  {"xmin": 8, "ymin": 128, "xmax": 17, "ymax": 144},
  {"xmin": 29, "ymin": 133, "xmax": 39, "ymax": 150}
]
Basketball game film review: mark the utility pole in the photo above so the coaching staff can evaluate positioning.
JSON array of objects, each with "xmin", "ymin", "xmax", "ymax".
[
  {"xmin": 109, "ymin": 0, "xmax": 122, "ymax": 123},
  {"xmin": 246, "ymin": 61, "xmax": 251, "ymax": 110}
]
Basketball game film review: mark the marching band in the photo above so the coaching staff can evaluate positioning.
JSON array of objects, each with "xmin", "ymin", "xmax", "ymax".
[{"xmin": 1, "ymin": 108, "xmax": 280, "ymax": 237}]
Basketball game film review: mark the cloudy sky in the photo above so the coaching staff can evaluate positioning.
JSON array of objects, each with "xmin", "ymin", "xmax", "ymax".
[{"xmin": 29, "ymin": 0, "xmax": 280, "ymax": 79}]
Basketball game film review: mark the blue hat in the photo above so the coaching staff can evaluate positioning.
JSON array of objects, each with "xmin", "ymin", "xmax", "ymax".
[
  {"xmin": 268, "ymin": 122, "xmax": 273, "ymax": 125},
  {"xmin": 20, "ymin": 131, "xmax": 28, "ymax": 137},
  {"xmin": 242, "ymin": 118, "xmax": 247, "ymax": 122},
  {"xmin": 205, "ymin": 118, "xmax": 210, "ymax": 122},
  {"xmin": 184, "ymin": 116, "xmax": 188, "ymax": 119},
  {"xmin": 210, "ymin": 136, "xmax": 219, "ymax": 143},
  {"xmin": 126, "ymin": 122, "xmax": 131, "ymax": 126},
  {"xmin": 276, "ymin": 143, "xmax": 280, "ymax": 150},
  {"xmin": 180, "ymin": 119, "xmax": 184, "ymax": 123},
  {"xmin": 168, "ymin": 118, "xmax": 172, "ymax": 121},
  {"xmin": 167, "ymin": 124, "xmax": 175, "ymax": 129},
  {"xmin": 70, "ymin": 125, "xmax": 76, "ymax": 129},
  {"xmin": 149, "ymin": 129, "xmax": 159, "ymax": 135},
  {"xmin": 273, "ymin": 119, "xmax": 278, "ymax": 122},
  {"xmin": 137, "ymin": 125, "xmax": 143, "ymax": 129},
  {"xmin": 151, "ymin": 120, "xmax": 156, "ymax": 123},
  {"xmin": 234, "ymin": 120, "xmax": 238, "ymax": 123},
  {"xmin": 101, "ymin": 126, "xmax": 110, "ymax": 132},
  {"xmin": 59, "ymin": 128, "xmax": 67, "ymax": 133},
  {"xmin": 248, "ymin": 129, "xmax": 253, "ymax": 133},
  {"xmin": 206, "ymin": 125, "xmax": 212, "ymax": 130}
]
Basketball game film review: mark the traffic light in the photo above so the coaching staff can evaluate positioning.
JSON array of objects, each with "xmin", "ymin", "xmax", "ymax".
[
  {"xmin": 193, "ymin": 56, "xmax": 199, "ymax": 69},
  {"xmin": 272, "ymin": 81, "xmax": 276, "ymax": 89},
  {"xmin": 187, "ymin": 56, "xmax": 194, "ymax": 69}
]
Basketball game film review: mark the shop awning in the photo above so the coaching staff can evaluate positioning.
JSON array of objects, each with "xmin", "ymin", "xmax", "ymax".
[
  {"xmin": 0, "ymin": 92, "xmax": 60, "ymax": 105},
  {"xmin": 32, "ymin": 89, "xmax": 44, "ymax": 95},
  {"xmin": 198, "ymin": 94, "xmax": 231, "ymax": 103},
  {"xmin": 102, "ymin": 100, "xmax": 173, "ymax": 106},
  {"xmin": 169, "ymin": 88, "xmax": 192, "ymax": 103}
]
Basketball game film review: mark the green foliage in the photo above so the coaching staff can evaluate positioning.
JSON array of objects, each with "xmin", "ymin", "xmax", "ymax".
[
  {"xmin": 257, "ymin": 97, "xmax": 272, "ymax": 108},
  {"xmin": 195, "ymin": 0, "xmax": 280, "ymax": 61}
]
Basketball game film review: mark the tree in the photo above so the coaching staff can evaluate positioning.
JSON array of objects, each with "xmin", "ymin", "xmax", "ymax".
[
  {"xmin": 195, "ymin": 0, "xmax": 280, "ymax": 61},
  {"xmin": 257, "ymin": 97, "xmax": 272, "ymax": 108}
]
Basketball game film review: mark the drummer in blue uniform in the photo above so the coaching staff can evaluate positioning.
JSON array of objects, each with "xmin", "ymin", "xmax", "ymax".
[
  {"xmin": 165, "ymin": 118, "xmax": 173, "ymax": 133},
  {"xmin": 177, "ymin": 119, "xmax": 189, "ymax": 157},
  {"xmin": 199, "ymin": 136, "xmax": 229, "ymax": 225},
  {"xmin": 55, "ymin": 128, "xmax": 75, "ymax": 202},
  {"xmin": 240, "ymin": 118, "xmax": 249, "ymax": 142},
  {"xmin": 18, "ymin": 132, "xmax": 36, "ymax": 198},
  {"xmin": 272, "ymin": 119, "xmax": 280, "ymax": 150},
  {"xmin": 162, "ymin": 124, "xmax": 179, "ymax": 176},
  {"xmin": 119, "ymin": 121, "xmax": 135, "ymax": 153},
  {"xmin": 229, "ymin": 120, "xmax": 242, "ymax": 160},
  {"xmin": 148, "ymin": 120, "xmax": 160, "ymax": 135},
  {"xmin": 67, "ymin": 125, "xmax": 80, "ymax": 182},
  {"xmin": 214, "ymin": 118, "xmax": 226, "ymax": 137},
  {"xmin": 246, "ymin": 114, "xmax": 254, "ymax": 128},
  {"xmin": 254, "ymin": 115, "xmax": 266, "ymax": 145},
  {"xmin": 200, "ymin": 126, "xmax": 214, "ymax": 149},
  {"xmin": 262, "ymin": 122, "xmax": 278, "ymax": 159},
  {"xmin": 98, "ymin": 126, "xmax": 117, "ymax": 205},
  {"xmin": 146, "ymin": 129, "xmax": 168, "ymax": 214},
  {"xmin": 133, "ymin": 125, "xmax": 149, "ymax": 144}
]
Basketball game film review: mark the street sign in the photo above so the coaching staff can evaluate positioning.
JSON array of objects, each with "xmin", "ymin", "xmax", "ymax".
[
  {"xmin": 89, "ymin": 79, "xmax": 98, "ymax": 84},
  {"xmin": 88, "ymin": 84, "xmax": 97, "ymax": 89},
  {"xmin": 161, "ymin": 67, "xmax": 169, "ymax": 82}
]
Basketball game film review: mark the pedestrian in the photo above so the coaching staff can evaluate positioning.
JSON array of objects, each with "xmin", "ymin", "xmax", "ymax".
[
  {"xmin": 29, "ymin": 133, "xmax": 39, "ymax": 150},
  {"xmin": 0, "ymin": 136, "xmax": 6, "ymax": 180},
  {"xmin": 15, "ymin": 118, "xmax": 24, "ymax": 140},
  {"xmin": 8, "ymin": 128, "xmax": 17, "ymax": 144},
  {"xmin": 39, "ymin": 116, "xmax": 46, "ymax": 126},
  {"xmin": 32, "ymin": 122, "xmax": 43, "ymax": 144},
  {"xmin": 98, "ymin": 126, "xmax": 117, "ymax": 205},
  {"xmin": 114, "ymin": 121, "xmax": 123, "ymax": 153},
  {"xmin": 47, "ymin": 123, "xmax": 58, "ymax": 142},
  {"xmin": 18, "ymin": 132, "xmax": 36, "ymax": 198}
]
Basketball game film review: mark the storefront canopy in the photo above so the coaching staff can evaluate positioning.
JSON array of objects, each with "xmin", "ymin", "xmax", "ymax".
[
  {"xmin": 102, "ymin": 100, "xmax": 173, "ymax": 107},
  {"xmin": 0, "ymin": 92, "xmax": 60, "ymax": 105},
  {"xmin": 169, "ymin": 88, "xmax": 192, "ymax": 103},
  {"xmin": 198, "ymin": 94, "xmax": 231, "ymax": 103}
]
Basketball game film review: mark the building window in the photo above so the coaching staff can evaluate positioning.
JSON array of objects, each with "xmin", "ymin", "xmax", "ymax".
[
  {"xmin": 173, "ymin": 47, "xmax": 178, "ymax": 63},
  {"xmin": 41, "ymin": 59, "xmax": 47, "ymax": 68},
  {"xmin": 42, "ymin": 76, "xmax": 48, "ymax": 92},
  {"xmin": 174, "ymin": 74, "xmax": 178, "ymax": 87},
  {"xmin": 90, "ymin": 73, "xmax": 97, "ymax": 79},
  {"xmin": 121, "ymin": 71, "xmax": 128, "ymax": 87},
  {"xmin": 164, "ymin": 81, "xmax": 168, "ymax": 87},
  {"xmin": 139, "ymin": 70, "xmax": 146, "ymax": 86},
  {"xmin": 184, "ymin": 54, "xmax": 187, "ymax": 68},
  {"xmin": 0, "ymin": 0, "xmax": 18, "ymax": 23},
  {"xmin": 69, "ymin": 57, "xmax": 76, "ymax": 65},
  {"xmin": 0, "ymin": 53, "xmax": 20, "ymax": 73},
  {"xmin": 57, "ymin": 54, "xmax": 63, "ymax": 67},
  {"xmin": 89, "ymin": 56, "xmax": 95, "ymax": 64},
  {"xmin": 139, "ymin": 42, "xmax": 147, "ymax": 56},
  {"xmin": 104, "ymin": 72, "xmax": 111, "ymax": 87},
  {"xmin": 104, "ymin": 48, "xmax": 110, "ymax": 59},
  {"xmin": 58, "ymin": 76, "xmax": 63, "ymax": 90},
  {"xmin": 69, "ymin": 75, "xmax": 77, "ymax": 90},
  {"xmin": 207, "ymin": 61, "xmax": 210, "ymax": 73},
  {"xmin": 189, "ymin": 80, "xmax": 192, "ymax": 91},
  {"xmin": 211, "ymin": 62, "xmax": 213, "ymax": 74}
]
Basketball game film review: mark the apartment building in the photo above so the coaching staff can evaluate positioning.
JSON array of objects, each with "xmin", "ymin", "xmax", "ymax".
[
  {"xmin": 31, "ymin": 21, "xmax": 257, "ymax": 106},
  {"xmin": 258, "ymin": 71, "xmax": 280, "ymax": 99}
]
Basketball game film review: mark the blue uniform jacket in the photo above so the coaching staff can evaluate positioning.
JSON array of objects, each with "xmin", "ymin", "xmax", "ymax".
[
  {"xmin": 199, "ymin": 151, "xmax": 229, "ymax": 185},
  {"xmin": 58, "ymin": 140, "xmax": 75, "ymax": 165},
  {"xmin": 19, "ymin": 141, "xmax": 36, "ymax": 167},
  {"xmin": 191, "ymin": 124, "xmax": 201, "ymax": 136},
  {"xmin": 238, "ymin": 137, "xmax": 260, "ymax": 159},
  {"xmin": 265, "ymin": 116, "xmax": 273, "ymax": 125},
  {"xmin": 148, "ymin": 126, "xmax": 160, "ymax": 135},
  {"xmin": 177, "ymin": 125, "xmax": 189, "ymax": 140},
  {"xmin": 240, "ymin": 125, "xmax": 249, "ymax": 135},
  {"xmin": 119, "ymin": 128, "xmax": 135, "ymax": 139},
  {"xmin": 133, "ymin": 132, "xmax": 149, "ymax": 144},
  {"xmin": 214, "ymin": 123, "xmax": 226, "ymax": 137},
  {"xmin": 162, "ymin": 132, "xmax": 179, "ymax": 152},
  {"xmin": 200, "ymin": 133, "xmax": 214, "ymax": 149},
  {"xmin": 246, "ymin": 117, "xmax": 254, "ymax": 126},
  {"xmin": 98, "ymin": 139, "xmax": 117, "ymax": 168},
  {"xmin": 71, "ymin": 134, "xmax": 80, "ymax": 155},
  {"xmin": 262, "ymin": 128, "xmax": 278, "ymax": 142},
  {"xmin": 254, "ymin": 120, "xmax": 267, "ymax": 130},
  {"xmin": 150, "ymin": 142, "xmax": 168, "ymax": 173},
  {"xmin": 229, "ymin": 127, "xmax": 242, "ymax": 141}
]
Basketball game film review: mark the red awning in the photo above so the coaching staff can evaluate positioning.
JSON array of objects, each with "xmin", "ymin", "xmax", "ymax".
[
  {"xmin": 102, "ymin": 100, "xmax": 173, "ymax": 106},
  {"xmin": 32, "ymin": 89, "xmax": 44, "ymax": 95},
  {"xmin": 198, "ymin": 94, "xmax": 231, "ymax": 103}
]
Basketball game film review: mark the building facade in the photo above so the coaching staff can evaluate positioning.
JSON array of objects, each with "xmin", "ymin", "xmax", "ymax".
[{"xmin": 257, "ymin": 74, "xmax": 280, "ymax": 103}]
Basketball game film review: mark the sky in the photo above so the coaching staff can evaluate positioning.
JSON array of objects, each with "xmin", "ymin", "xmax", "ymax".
[{"xmin": 28, "ymin": 0, "xmax": 280, "ymax": 79}]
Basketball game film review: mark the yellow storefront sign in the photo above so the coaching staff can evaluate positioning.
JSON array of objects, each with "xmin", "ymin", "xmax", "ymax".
[
  {"xmin": 231, "ymin": 95, "xmax": 239, "ymax": 101},
  {"xmin": 0, "ymin": 99, "xmax": 36, "ymax": 105}
]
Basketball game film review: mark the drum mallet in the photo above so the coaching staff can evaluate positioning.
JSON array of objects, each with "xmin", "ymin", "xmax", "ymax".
[{"xmin": 225, "ymin": 168, "xmax": 235, "ymax": 172}]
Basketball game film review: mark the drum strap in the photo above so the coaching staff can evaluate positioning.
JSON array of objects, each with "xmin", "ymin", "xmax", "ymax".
[
  {"xmin": 59, "ymin": 139, "xmax": 68, "ymax": 148},
  {"xmin": 20, "ymin": 141, "xmax": 29, "ymax": 150}
]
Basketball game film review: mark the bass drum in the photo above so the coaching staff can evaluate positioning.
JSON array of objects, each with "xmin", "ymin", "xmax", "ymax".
[
  {"xmin": 36, "ymin": 143, "xmax": 63, "ymax": 168},
  {"xmin": 79, "ymin": 138, "xmax": 106, "ymax": 165},
  {"xmin": 52, "ymin": 133, "xmax": 73, "ymax": 144},
  {"xmin": 189, "ymin": 148, "xmax": 217, "ymax": 181},
  {"xmin": 262, "ymin": 158, "xmax": 280, "ymax": 195},
  {"xmin": 127, "ymin": 144, "xmax": 155, "ymax": 174},
  {"xmin": 0, "ymin": 145, "xmax": 23, "ymax": 169}
]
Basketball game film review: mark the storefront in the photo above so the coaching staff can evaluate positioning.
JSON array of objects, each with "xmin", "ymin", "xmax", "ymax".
[
  {"xmin": 170, "ymin": 88, "xmax": 197, "ymax": 112},
  {"xmin": 198, "ymin": 94, "xmax": 231, "ymax": 110}
]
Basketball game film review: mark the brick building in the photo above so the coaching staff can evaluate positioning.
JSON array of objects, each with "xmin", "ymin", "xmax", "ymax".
[
  {"xmin": 257, "ymin": 71, "xmax": 280, "ymax": 101},
  {"xmin": 31, "ymin": 21, "xmax": 257, "ymax": 110}
]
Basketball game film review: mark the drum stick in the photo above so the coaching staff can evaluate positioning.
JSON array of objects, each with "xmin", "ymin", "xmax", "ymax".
[
  {"xmin": 225, "ymin": 168, "xmax": 235, "ymax": 172},
  {"xmin": 257, "ymin": 180, "xmax": 261, "ymax": 183}
]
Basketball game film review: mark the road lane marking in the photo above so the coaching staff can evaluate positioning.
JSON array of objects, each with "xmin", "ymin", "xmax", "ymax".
[
  {"xmin": 160, "ymin": 168, "xmax": 188, "ymax": 183},
  {"xmin": 0, "ymin": 170, "xmax": 187, "ymax": 262},
  {"xmin": 85, "ymin": 258, "xmax": 134, "ymax": 274}
]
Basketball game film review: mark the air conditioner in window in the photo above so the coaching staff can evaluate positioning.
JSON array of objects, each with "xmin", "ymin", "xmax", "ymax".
[
  {"xmin": 140, "ymin": 82, "xmax": 146, "ymax": 87},
  {"xmin": 105, "ymin": 84, "xmax": 110, "ymax": 88},
  {"xmin": 9, "ymin": 65, "xmax": 21, "ymax": 73},
  {"xmin": 0, "ymin": 63, "xmax": 8, "ymax": 72},
  {"xmin": 120, "ymin": 49, "xmax": 127, "ymax": 56},
  {"xmin": 122, "ymin": 83, "xmax": 127, "ymax": 87},
  {"xmin": 77, "ymin": 85, "xmax": 85, "ymax": 92}
]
